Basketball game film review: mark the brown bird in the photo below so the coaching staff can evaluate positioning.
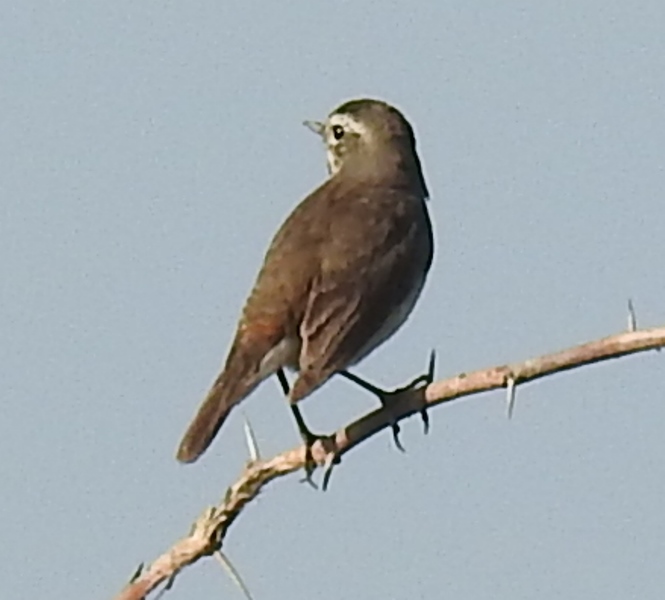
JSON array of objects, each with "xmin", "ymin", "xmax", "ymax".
[{"xmin": 176, "ymin": 98, "xmax": 434, "ymax": 464}]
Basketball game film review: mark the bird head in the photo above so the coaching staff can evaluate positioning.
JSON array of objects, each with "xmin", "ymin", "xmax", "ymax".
[{"xmin": 304, "ymin": 98, "xmax": 429, "ymax": 198}]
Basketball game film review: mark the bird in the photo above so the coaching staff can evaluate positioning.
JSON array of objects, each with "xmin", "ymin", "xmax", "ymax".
[{"xmin": 176, "ymin": 98, "xmax": 434, "ymax": 465}]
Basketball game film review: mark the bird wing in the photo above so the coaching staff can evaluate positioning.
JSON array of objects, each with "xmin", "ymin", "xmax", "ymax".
[{"xmin": 291, "ymin": 187, "xmax": 432, "ymax": 401}]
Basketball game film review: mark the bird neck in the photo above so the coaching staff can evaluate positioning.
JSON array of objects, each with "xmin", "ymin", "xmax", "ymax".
[{"xmin": 341, "ymin": 147, "xmax": 429, "ymax": 199}]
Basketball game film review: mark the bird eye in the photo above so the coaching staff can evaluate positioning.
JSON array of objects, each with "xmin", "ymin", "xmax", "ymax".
[{"xmin": 331, "ymin": 124, "xmax": 345, "ymax": 140}]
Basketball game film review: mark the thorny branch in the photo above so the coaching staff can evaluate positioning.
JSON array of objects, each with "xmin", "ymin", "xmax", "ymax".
[{"xmin": 114, "ymin": 326, "xmax": 665, "ymax": 600}]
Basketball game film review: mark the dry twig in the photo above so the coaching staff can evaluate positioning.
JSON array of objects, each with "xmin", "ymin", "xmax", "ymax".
[{"xmin": 114, "ymin": 326, "xmax": 665, "ymax": 600}]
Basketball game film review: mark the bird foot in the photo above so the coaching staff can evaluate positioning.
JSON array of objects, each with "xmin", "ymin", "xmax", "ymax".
[
  {"xmin": 340, "ymin": 350, "xmax": 435, "ymax": 450},
  {"xmin": 298, "ymin": 429, "xmax": 341, "ymax": 491},
  {"xmin": 290, "ymin": 404, "xmax": 340, "ymax": 490},
  {"xmin": 298, "ymin": 428, "xmax": 325, "ymax": 489}
]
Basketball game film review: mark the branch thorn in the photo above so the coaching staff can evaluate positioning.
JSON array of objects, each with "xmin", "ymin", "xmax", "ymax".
[
  {"xmin": 506, "ymin": 376, "xmax": 517, "ymax": 419},
  {"xmin": 242, "ymin": 414, "xmax": 260, "ymax": 462},
  {"xmin": 627, "ymin": 299, "xmax": 637, "ymax": 332},
  {"xmin": 214, "ymin": 550, "xmax": 255, "ymax": 600}
]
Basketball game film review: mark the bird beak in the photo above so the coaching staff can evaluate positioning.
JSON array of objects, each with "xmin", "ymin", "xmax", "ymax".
[{"xmin": 303, "ymin": 120, "xmax": 325, "ymax": 137}]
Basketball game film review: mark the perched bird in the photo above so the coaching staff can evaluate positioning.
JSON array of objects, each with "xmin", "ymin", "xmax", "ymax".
[{"xmin": 176, "ymin": 98, "xmax": 434, "ymax": 464}]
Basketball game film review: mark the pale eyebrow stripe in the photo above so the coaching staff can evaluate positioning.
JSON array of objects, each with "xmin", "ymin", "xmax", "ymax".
[{"xmin": 328, "ymin": 114, "xmax": 369, "ymax": 137}]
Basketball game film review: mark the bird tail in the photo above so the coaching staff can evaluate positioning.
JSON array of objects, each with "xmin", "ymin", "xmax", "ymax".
[{"xmin": 176, "ymin": 344, "xmax": 266, "ymax": 463}]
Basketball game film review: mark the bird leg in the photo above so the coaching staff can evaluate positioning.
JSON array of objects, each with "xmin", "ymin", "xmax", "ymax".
[
  {"xmin": 276, "ymin": 369, "xmax": 324, "ymax": 488},
  {"xmin": 339, "ymin": 371, "xmax": 407, "ymax": 451},
  {"xmin": 339, "ymin": 350, "xmax": 435, "ymax": 450}
]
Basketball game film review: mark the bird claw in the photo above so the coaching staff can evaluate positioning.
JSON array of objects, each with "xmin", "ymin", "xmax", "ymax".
[
  {"xmin": 321, "ymin": 452, "xmax": 341, "ymax": 491},
  {"xmin": 391, "ymin": 422, "xmax": 406, "ymax": 452},
  {"xmin": 418, "ymin": 349, "xmax": 435, "ymax": 435},
  {"xmin": 404, "ymin": 348, "xmax": 436, "ymax": 390},
  {"xmin": 298, "ymin": 443, "xmax": 319, "ymax": 490},
  {"xmin": 420, "ymin": 408, "xmax": 430, "ymax": 435}
]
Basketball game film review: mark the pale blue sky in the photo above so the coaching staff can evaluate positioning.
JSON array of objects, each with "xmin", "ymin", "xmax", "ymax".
[{"xmin": 2, "ymin": 2, "xmax": 665, "ymax": 599}]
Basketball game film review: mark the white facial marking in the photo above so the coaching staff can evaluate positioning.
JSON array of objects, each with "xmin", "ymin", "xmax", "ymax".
[{"xmin": 323, "ymin": 113, "xmax": 370, "ymax": 175}]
